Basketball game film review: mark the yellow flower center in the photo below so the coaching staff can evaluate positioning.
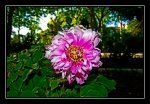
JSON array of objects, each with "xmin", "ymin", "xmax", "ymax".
[{"xmin": 68, "ymin": 45, "xmax": 84, "ymax": 62}]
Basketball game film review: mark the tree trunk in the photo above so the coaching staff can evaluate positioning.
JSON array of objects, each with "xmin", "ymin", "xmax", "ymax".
[
  {"xmin": 18, "ymin": 9, "xmax": 21, "ymax": 44},
  {"xmin": 141, "ymin": 16, "xmax": 144, "ymax": 34},
  {"xmin": 97, "ymin": 7, "xmax": 105, "ymax": 38},
  {"xmin": 90, "ymin": 7, "xmax": 97, "ymax": 30},
  {"xmin": 119, "ymin": 16, "xmax": 122, "ymax": 41},
  {"xmin": 6, "ymin": 6, "xmax": 15, "ymax": 56},
  {"xmin": 18, "ymin": 28, "xmax": 20, "ymax": 43},
  {"xmin": 100, "ymin": 20, "xmax": 103, "ymax": 38}
]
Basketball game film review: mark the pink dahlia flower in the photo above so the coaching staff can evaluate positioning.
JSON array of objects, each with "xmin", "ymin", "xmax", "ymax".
[{"xmin": 45, "ymin": 25, "xmax": 102, "ymax": 85}]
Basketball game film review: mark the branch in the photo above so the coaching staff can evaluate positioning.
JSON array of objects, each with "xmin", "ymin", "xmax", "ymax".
[{"xmin": 75, "ymin": 7, "xmax": 81, "ymax": 21}]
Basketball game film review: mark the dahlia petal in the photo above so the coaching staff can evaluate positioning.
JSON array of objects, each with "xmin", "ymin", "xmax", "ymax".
[
  {"xmin": 59, "ymin": 38, "xmax": 68, "ymax": 44},
  {"xmin": 55, "ymin": 69, "xmax": 61, "ymax": 74},
  {"xmin": 66, "ymin": 39, "xmax": 74, "ymax": 44},
  {"xmin": 79, "ymin": 61, "xmax": 84, "ymax": 66},
  {"xmin": 63, "ymin": 62, "xmax": 70, "ymax": 68},
  {"xmin": 87, "ymin": 61, "xmax": 92, "ymax": 71},
  {"xmin": 70, "ymin": 64, "xmax": 77, "ymax": 74},
  {"xmin": 91, "ymin": 56, "xmax": 100, "ymax": 63},
  {"xmin": 45, "ymin": 45, "xmax": 51, "ymax": 50},
  {"xmin": 94, "ymin": 38, "xmax": 101, "ymax": 47},
  {"xmin": 84, "ymin": 73, "xmax": 88, "ymax": 80},
  {"xmin": 76, "ymin": 77, "xmax": 84, "ymax": 85},
  {"xmin": 65, "ymin": 43, "xmax": 69, "ymax": 48},
  {"xmin": 62, "ymin": 71, "xmax": 66, "ymax": 79},
  {"xmin": 58, "ymin": 62, "xmax": 65, "ymax": 67},
  {"xmin": 93, "ymin": 48, "xmax": 101, "ymax": 57},
  {"xmin": 45, "ymin": 51, "xmax": 51, "ymax": 59},
  {"xmin": 76, "ymin": 64, "xmax": 85, "ymax": 75},
  {"xmin": 51, "ymin": 56, "xmax": 62, "ymax": 63},
  {"xmin": 67, "ymin": 74, "xmax": 75, "ymax": 84},
  {"xmin": 78, "ymin": 68, "xmax": 85, "ymax": 75},
  {"xmin": 52, "ymin": 39, "xmax": 59, "ymax": 45},
  {"xmin": 62, "ymin": 52, "xmax": 67, "ymax": 59},
  {"xmin": 78, "ymin": 38, "xmax": 86, "ymax": 47},
  {"xmin": 92, "ymin": 61, "xmax": 103, "ymax": 67},
  {"xmin": 53, "ymin": 50, "xmax": 64, "ymax": 56},
  {"xmin": 67, "ymin": 33, "xmax": 77, "ymax": 45},
  {"xmin": 82, "ymin": 41, "xmax": 93, "ymax": 49},
  {"xmin": 83, "ymin": 59, "xmax": 87, "ymax": 65},
  {"xmin": 85, "ymin": 54, "xmax": 93, "ymax": 60},
  {"xmin": 82, "ymin": 61, "xmax": 92, "ymax": 71},
  {"xmin": 57, "ymin": 45, "xmax": 66, "ymax": 51},
  {"xmin": 78, "ymin": 25, "xmax": 87, "ymax": 30},
  {"xmin": 82, "ymin": 29, "xmax": 93, "ymax": 41},
  {"xmin": 74, "ymin": 26, "xmax": 84, "ymax": 38},
  {"xmin": 82, "ymin": 66, "xmax": 87, "ymax": 71}
]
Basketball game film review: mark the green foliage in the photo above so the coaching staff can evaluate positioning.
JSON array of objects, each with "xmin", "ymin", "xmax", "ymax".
[
  {"xmin": 20, "ymin": 90, "xmax": 38, "ymax": 97},
  {"xmin": 80, "ymin": 83, "xmax": 109, "ymax": 97},
  {"xmin": 7, "ymin": 91, "xmax": 19, "ymax": 97},
  {"xmin": 10, "ymin": 72, "xmax": 19, "ymax": 82},
  {"xmin": 7, "ymin": 43, "xmax": 116, "ymax": 98},
  {"xmin": 95, "ymin": 75, "xmax": 116, "ymax": 90}
]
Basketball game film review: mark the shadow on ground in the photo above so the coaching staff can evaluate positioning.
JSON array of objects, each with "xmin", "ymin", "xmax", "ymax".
[{"xmin": 97, "ymin": 69, "xmax": 144, "ymax": 98}]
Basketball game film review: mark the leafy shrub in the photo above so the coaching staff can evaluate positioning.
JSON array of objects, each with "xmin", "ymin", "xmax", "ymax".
[{"xmin": 6, "ymin": 43, "xmax": 116, "ymax": 98}]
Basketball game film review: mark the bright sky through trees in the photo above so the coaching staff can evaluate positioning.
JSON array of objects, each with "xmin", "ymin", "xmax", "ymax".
[{"xmin": 12, "ymin": 14, "xmax": 128, "ymax": 36}]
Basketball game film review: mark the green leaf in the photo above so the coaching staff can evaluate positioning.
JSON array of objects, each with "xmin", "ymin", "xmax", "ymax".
[
  {"xmin": 43, "ymin": 79, "xmax": 49, "ymax": 89},
  {"xmin": 87, "ymin": 74, "xmax": 97, "ymax": 83},
  {"xmin": 72, "ymin": 89, "xmax": 80, "ymax": 97},
  {"xmin": 7, "ymin": 56, "xmax": 14, "ymax": 62},
  {"xmin": 24, "ymin": 57, "xmax": 32, "ymax": 67},
  {"xmin": 7, "ymin": 91, "xmax": 18, "ymax": 97},
  {"xmin": 40, "ymin": 67, "xmax": 54, "ymax": 77},
  {"xmin": 18, "ymin": 53, "xmax": 26, "ymax": 59},
  {"xmin": 7, "ymin": 78, "xmax": 11, "ymax": 88},
  {"xmin": 16, "ymin": 71, "xmax": 24, "ymax": 76},
  {"xmin": 43, "ymin": 60, "xmax": 50, "ymax": 64},
  {"xmin": 52, "ymin": 92, "xmax": 59, "ymax": 97},
  {"xmin": 22, "ymin": 69, "xmax": 33, "ymax": 82},
  {"xmin": 75, "ymin": 85, "xmax": 81, "ymax": 89},
  {"xmin": 7, "ymin": 62, "xmax": 13, "ymax": 72},
  {"xmin": 96, "ymin": 75, "xmax": 116, "ymax": 90},
  {"xmin": 31, "ymin": 62, "xmax": 39, "ymax": 70},
  {"xmin": 38, "ymin": 88, "xmax": 45, "ymax": 97},
  {"xmin": 32, "ymin": 86, "xmax": 39, "ymax": 93},
  {"xmin": 20, "ymin": 90, "xmax": 38, "ymax": 97},
  {"xmin": 33, "ymin": 74, "xmax": 46, "ymax": 88},
  {"xmin": 31, "ymin": 45, "xmax": 36, "ymax": 49},
  {"xmin": 80, "ymin": 85, "xmax": 93, "ymax": 96},
  {"xmin": 22, "ymin": 79, "xmax": 33, "ymax": 91},
  {"xmin": 9, "ymin": 84, "xmax": 16, "ymax": 91},
  {"xmin": 37, "ymin": 43, "xmax": 44, "ymax": 48},
  {"xmin": 63, "ymin": 89, "xmax": 72, "ymax": 97},
  {"xmin": 85, "ymin": 90, "xmax": 105, "ymax": 97},
  {"xmin": 12, "ymin": 78, "xmax": 23, "ymax": 91},
  {"xmin": 92, "ymin": 84, "xmax": 108, "ymax": 97},
  {"xmin": 66, "ymin": 89, "xmax": 72, "ymax": 92},
  {"xmin": 10, "ymin": 72, "xmax": 18, "ymax": 82},
  {"xmin": 51, "ymin": 80, "xmax": 59, "ymax": 91},
  {"xmin": 15, "ymin": 62, "xmax": 23, "ymax": 70},
  {"xmin": 32, "ymin": 48, "xmax": 42, "ymax": 63}
]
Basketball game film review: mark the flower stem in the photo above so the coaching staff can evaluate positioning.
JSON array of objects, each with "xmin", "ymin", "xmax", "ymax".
[{"xmin": 60, "ymin": 82, "xmax": 65, "ymax": 97}]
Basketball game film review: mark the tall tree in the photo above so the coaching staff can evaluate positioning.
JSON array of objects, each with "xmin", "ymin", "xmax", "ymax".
[{"xmin": 6, "ymin": 6, "xmax": 16, "ymax": 56}]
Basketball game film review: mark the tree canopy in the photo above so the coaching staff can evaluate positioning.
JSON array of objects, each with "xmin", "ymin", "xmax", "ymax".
[{"xmin": 6, "ymin": 6, "xmax": 144, "ymax": 55}]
